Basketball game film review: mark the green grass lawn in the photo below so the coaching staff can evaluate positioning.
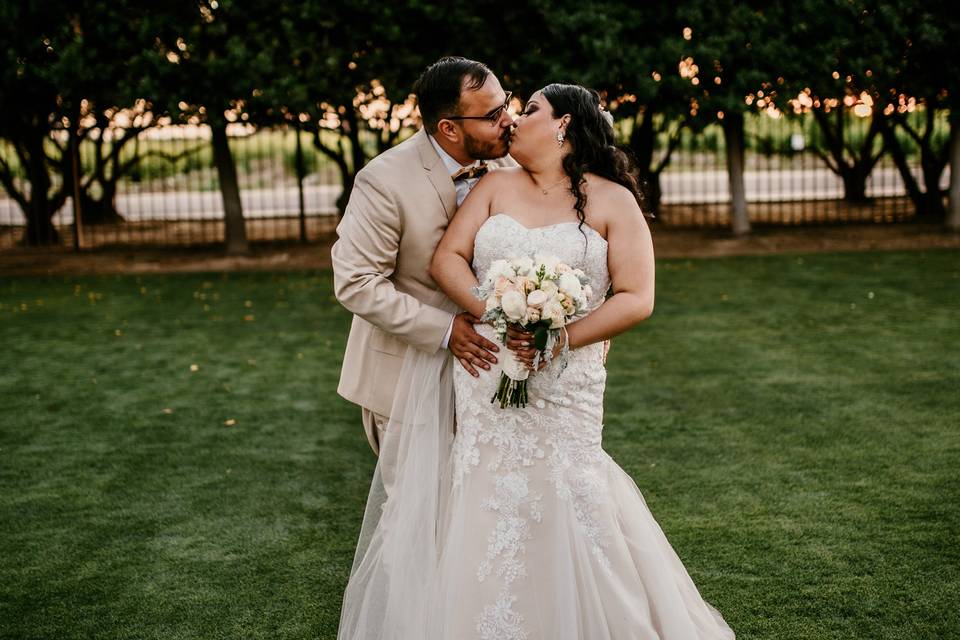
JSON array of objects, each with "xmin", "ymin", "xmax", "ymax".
[{"xmin": 1, "ymin": 249, "xmax": 958, "ymax": 639}]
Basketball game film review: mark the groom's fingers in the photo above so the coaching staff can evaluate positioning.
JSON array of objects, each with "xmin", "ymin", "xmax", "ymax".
[
  {"xmin": 467, "ymin": 332, "xmax": 500, "ymax": 361},
  {"xmin": 452, "ymin": 343, "xmax": 490, "ymax": 374},
  {"xmin": 457, "ymin": 357, "xmax": 479, "ymax": 377},
  {"xmin": 467, "ymin": 343, "xmax": 495, "ymax": 367}
]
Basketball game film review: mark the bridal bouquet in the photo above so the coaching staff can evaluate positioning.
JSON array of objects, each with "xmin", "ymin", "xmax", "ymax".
[{"xmin": 472, "ymin": 254, "xmax": 592, "ymax": 408}]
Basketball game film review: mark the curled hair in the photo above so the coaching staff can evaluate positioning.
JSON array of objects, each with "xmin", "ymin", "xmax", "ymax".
[
  {"xmin": 413, "ymin": 57, "xmax": 492, "ymax": 134},
  {"xmin": 539, "ymin": 84, "xmax": 650, "ymax": 234}
]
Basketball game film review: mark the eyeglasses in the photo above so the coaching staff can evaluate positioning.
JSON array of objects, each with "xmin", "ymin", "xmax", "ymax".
[{"xmin": 444, "ymin": 91, "xmax": 513, "ymax": 126}]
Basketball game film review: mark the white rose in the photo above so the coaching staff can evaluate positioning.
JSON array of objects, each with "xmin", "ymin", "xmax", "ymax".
[
  {"xmin": 541, "ymin": 298, "xmax": 566, "ymax": 328},
  {"xmin": 526, "ymin": 289, "xmax": 549, "ymax": 308},
  {"xmin": 540, "ymin": 279, "xmax": 559, "ymax": 297},
  {"xmin": 501, "ymin": 290, "xmax": 527, "ymax": 321},
  {"xmin": 510, "ymin": 256, "xmax": 534, "ymax": 275},
  {"xmin": 534, "ymin": 253, "xmax": 560, "ymax": 275},
  {"xmin": 488, "ymin": 259, "xmax": 512, "ymax": 280},
  {"xmin": 556, "ymin": 263, "xmax": 571, "ymax": 274},
  {"xmin": 485, "ymin": 295, "xmax": 500, "ymax": 313},
  {"xmin": 558, "ymin": 272, "xmax": 583, "ymax": 297}
]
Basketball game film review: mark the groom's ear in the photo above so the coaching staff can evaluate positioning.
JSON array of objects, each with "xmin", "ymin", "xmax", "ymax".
[{"xmin": 436, "ymin": 119, "xmax": 461, "ymax": 143}]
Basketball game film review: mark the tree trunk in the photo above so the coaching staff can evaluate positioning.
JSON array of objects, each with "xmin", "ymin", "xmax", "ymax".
[
  {"xmin": 210, "ymin": 119, "xmax": 248, "ymax": 255},
  {"xmin": 878, "ymin": 114, "xmax": 938, "ymax": 221},
  {"xmin": 840, "ymin": 169, "xmax": 869, "ymax": 203},
  {"xmin": 295, "ymin": 122, "xmax": 307, "ymax": 243},
  {"xmin": 948, "ymin": 117, "xmax": 960, "ymax": 231},
  {"xmin": 21, "ymin": 129, "xmax": 59, "ymax": 247},
  {"xmin": 338, "ymin": 110, "xmax": 366, "ymax": 218},
  {"xmin": 77, "ymin": 191, "xmax": 124, "ymax": 224},
  {"xmin": 722, "ymin": 111, "xmax": 751, "ymax": 235},
  {"xmin": 336, "ymin": 172, "xmax": 356, "ymax": 216},
  {"xmin": 642, "ymin": 172, "xmax": 663, "ymax": 214},
  {"xmin": 629, "ymin": 109, "xmax": 663, "ymax": 213},
  {"xmin": 919, "ymin": 147, "xmax": 947, "ymax": 222},
  {"xmin": 811, "ymin": 108, "xmax": 877, "ymax": 204},
  {"xmin": 311, "ymin": 125, "xmax": 356, "ymax": 220}
]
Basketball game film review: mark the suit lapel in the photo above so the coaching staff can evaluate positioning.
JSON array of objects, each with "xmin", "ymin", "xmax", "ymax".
[{"xmin": 415, "ymin": 129, "xmax": 457, "ymax": 220}]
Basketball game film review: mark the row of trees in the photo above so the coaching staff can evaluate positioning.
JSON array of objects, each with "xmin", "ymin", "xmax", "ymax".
[{"xmin": 1, "ymin": 0, "xmax": 958, "ymax": 251}]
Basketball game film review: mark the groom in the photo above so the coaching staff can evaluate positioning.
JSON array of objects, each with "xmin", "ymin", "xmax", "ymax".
[{"xmin": 332, "ymin": 57, "xmax": 515, "ymax": 486}]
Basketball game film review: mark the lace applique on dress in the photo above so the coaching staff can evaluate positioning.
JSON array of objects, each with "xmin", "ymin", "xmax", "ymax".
[{"xmin": 451, "ymin": 214, "xmax": 614, "ymax": 638}]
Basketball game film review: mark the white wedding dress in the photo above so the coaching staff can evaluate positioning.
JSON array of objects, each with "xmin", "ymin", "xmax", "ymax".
[{"xmin": 338, "ymin": 213, "xmax": 736, "ymax": 639}]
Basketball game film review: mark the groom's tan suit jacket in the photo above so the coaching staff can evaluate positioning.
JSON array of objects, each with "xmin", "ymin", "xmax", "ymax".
[{"xmin": 332, "ymin": 127, "xmax": 513, "ymax": 418}]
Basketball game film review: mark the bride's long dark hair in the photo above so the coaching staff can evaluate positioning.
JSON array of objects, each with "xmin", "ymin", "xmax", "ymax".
[{"xmin": 540, "ymin": 83, "xmax": 651, "ymax": 232}]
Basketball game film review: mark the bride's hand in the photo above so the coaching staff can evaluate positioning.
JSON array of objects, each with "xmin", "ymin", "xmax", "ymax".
[
  {"xmin": 507, "ymin": 324, "xmax": 566, "ymax": 371},
  {"xmin": 505, "ymin": 323, "xmax": 537, "ymax": 369}
]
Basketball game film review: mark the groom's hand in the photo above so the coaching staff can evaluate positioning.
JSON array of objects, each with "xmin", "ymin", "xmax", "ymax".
[{"xmin": 449, "ymin": 312, "xmax": 499, "ymax": 377}]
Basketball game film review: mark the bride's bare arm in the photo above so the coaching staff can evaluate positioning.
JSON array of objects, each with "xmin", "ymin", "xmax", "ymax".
[
  {"xmin": 429, "ymin": 172, "xmax": 504, "ymax": 318},
  {"xmin": 566, "ymin": 192, "xmax": 654, "ymax": 348}
]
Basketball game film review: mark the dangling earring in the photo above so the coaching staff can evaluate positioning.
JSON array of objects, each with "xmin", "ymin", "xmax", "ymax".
[{"xmin": 556, "ymin": 129, "xmax": 565, "ymax": 147}]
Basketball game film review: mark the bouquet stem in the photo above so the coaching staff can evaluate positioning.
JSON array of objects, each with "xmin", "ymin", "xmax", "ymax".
[{"xmin": 491, "ymin": 372, "xmax": 528, "ymax": 408}]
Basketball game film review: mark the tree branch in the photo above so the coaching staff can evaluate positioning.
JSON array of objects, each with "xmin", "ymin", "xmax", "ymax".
[
  {"xmin": 652, "ymin": 121, "xmax": 685, "ymax": 175},
  {"xmin": 811, "ymin": 145, "xmax": 840, "ymax": 175},
  {"xmin": 0, "ymin": 154, "xmax": 29, "ymax": 212},
  {"xmin": 311, "ymin": 127, "xmax": 349, "ymax": 175}
]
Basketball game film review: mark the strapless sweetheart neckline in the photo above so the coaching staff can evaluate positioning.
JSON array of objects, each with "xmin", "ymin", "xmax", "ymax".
[{"xmin": 484, "ymin": 213, "xmax": 608, "ymax": 245}]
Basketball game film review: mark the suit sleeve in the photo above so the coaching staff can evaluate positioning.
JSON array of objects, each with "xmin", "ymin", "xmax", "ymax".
[{"xmin": 331, "ymin": 169, "xmax": 454, "ymax": 354}]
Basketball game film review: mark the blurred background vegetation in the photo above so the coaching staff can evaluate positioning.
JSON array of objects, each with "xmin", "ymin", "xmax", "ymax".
[{"xmin": 1, "ymin": 0, "xmax": 958, "ymax": 252}]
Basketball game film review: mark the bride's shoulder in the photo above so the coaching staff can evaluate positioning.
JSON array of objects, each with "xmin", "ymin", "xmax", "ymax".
[
  {"xmin": 484, "ymin": 165, "xmax": 525, "ymax": 183},
  {"xmin": 584, "ymin": 173, "xmax": 645, "ymax": 227},
  {"xmin": 470, "ymin": 165, "xmax": 524, "ymax": 200}
]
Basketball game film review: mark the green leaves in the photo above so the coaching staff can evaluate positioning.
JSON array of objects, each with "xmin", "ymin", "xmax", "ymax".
[{"xmin": 533, "ymin": 323, "xmax": 550, "ymax": 352}]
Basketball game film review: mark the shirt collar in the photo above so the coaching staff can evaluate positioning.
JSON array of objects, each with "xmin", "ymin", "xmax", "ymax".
[{"xmin": 428, "ymin": 134, "xmax": 480, "ymax": 177}]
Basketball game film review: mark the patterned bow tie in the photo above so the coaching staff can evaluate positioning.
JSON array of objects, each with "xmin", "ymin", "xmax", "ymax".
[{"xmin": 451, "ymin": 163, "xmax": 489, "ymax": 183}]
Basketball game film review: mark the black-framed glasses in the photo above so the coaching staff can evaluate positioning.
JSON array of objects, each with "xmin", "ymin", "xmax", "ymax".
[{"xmin": 444, "ymin": 91, "xmax": 513, "ymax": 125}]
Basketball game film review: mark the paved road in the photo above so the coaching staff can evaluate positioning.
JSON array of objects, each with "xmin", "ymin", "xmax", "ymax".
[{"xmin": 0, "ymin": 167, "xmax": 948, "ymax": 225}]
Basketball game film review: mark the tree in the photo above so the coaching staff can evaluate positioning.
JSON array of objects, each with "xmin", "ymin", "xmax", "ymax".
[
  {"xmin": 267, "ymin": 0, "xmax": 548, "ymax": 215},
  {"xmin": 854, "ymin": 0, "xmax": 957, "ymax": 224},
  {"xmin": 271, "ymin": 2, "xmax": 444, "ymax": 214},
  {"xmin": 149, "ymin": 0, "xmax": 284, "ymax": 254},
  {"xmin": 889, "ymin": 0, "xmax": 957, "ymax": 225},
  {"xmin": 591, "ymin": 3, "xmax": 699, "ymax": 214},
  {"xmin": 0, "ymin": 0, "xmax": 161, "ymax": 246},
  {"xmin": 0, "ymin": 0, "xmax": 62, "ymax": 245},
  {"xmin": 682, "ymin": 1, "xmax": 788, "ymax": 235},
  {"xmin": 770, "ymin": 0, "xmax": 888, "ymax": 205}
]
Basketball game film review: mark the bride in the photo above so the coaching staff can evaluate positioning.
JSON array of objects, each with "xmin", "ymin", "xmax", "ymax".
[{"xmin": 337, "ymin": 83, "xmax": 736, "ymax": 639}]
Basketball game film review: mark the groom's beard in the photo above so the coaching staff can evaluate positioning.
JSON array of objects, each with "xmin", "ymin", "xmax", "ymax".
[{"xmin": 464, "ymin": 130, "xmax": 511, "ymax": 160}]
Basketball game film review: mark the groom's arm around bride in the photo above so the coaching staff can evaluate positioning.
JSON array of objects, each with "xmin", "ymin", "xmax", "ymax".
[
  {"xmin": 330, "ymin": 57, "xmax": 512, "ymax": 462},
  {"xmin": 331, "ymin": 161, "xmax": 461, "ymax": 458}
]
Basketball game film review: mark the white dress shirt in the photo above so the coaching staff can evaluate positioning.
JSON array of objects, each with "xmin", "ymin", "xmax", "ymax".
[
  {"xmin": 428, "ymin": 134, "xmax": 486, "ymax": 207},
  {"xmin": 428, "ymin": 134, "xmax": 485, "ymax": 349}
]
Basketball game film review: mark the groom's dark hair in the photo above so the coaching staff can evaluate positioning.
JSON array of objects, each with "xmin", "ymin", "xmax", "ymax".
[{"xmin": 413, "ymin": 56, "xmax": 492, "ymax": 133}]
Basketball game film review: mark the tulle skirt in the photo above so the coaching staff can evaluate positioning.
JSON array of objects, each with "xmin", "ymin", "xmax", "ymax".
[{"xmin": 337, "ymin": 345, "xmax": 735, "ymax": 639}]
